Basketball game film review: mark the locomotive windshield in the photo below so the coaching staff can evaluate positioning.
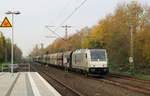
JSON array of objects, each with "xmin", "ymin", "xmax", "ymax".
[{"xmin": 90, "ymin": 50, "xmax": 106, "ymax": 61}]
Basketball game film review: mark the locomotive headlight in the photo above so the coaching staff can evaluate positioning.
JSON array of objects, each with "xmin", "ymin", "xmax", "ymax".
[
  {"xmin": 104, "ymin": 64, "xmax": 107, "ymax": 67},
  {"xmin": 88, "ymin": 64, "xmax": 91, "ymax": 67}
]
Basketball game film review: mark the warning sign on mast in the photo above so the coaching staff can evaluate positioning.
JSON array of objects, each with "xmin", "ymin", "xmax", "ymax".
[{"xmin": 0, "ymin": 17, "xmax": 12, "ymax": 27}]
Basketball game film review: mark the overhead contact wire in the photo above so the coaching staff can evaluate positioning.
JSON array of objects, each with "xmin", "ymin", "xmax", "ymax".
[{"xmin": 54, "ymin": 0, "xmax": 88, "ymax": 31}]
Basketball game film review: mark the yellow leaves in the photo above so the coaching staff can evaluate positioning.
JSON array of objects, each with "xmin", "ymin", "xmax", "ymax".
[
  {"xmin": 143, "ymin": 42, "xmax": 150, "ymax": 61},
  {"xmin": 0, "ymin": 32, "xmax": 22, "ymax": 62},
  {"xmin": 53, "ymin": 40, "xmax": 58, "ymax": 48},
  {"xmin": 82, "ymin": 35, "xmax": 89, "ymax": 48},
  {"xmin": 139, "ymin": 30, "xmax": 150, "ymax": 62},
  {"xmin": 31, "ymin": 1, "xmax": 150, "ymax": 72}
]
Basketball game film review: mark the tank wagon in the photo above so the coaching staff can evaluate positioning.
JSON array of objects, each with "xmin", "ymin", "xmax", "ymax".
[{"xmin": 33, "ymin": 49, "xmax": 108, "ymax": 75}]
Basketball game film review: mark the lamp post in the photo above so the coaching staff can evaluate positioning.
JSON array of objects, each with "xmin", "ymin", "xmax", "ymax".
[{"xmin": 5, "ymin": 11, "xmax": 21, "ymax": 73}]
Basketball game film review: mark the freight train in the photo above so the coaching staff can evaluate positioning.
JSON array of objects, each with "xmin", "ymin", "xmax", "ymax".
[{"xmin": 33, "ymin": 49, "xmax": 109, "ymax": 75}]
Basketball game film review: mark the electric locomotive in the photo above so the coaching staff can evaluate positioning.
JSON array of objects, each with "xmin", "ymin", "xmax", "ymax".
[
  {"xmin": 72, "ymin": 49, "xmax": 108, "ymax": 74},
  {"xmin": 33, "ymin": 48, "xmax": 109, "ymax": 75}
]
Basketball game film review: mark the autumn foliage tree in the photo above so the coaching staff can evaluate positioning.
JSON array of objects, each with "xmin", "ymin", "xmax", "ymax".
[
  {"xmin": 0, "ymin": 32, "xmax": 22, "ymax": 63},
  {"xmin": 82, "ymin": 1, "xmax": 150, "ymax": 73}
]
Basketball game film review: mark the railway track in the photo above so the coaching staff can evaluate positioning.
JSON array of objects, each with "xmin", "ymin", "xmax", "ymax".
[
  {"xmin": 68, "ymin": 70, "xmax": 150, "ymax": 95},
  {"xmin": 105, "ymin": 77, "xmax": 150, "ymax": 91},
  {"xmin": 97, "ymin": 73, "xmax": 150, "ymax": 96},
  {"xmin": 99, "ymin": 78, "xmax": 150, "ymax": 96},
  {"xmin": 109, "ymin": 73, "xmax": 150, "ymax": 84},
  {"xmin": 31, "ymin": 63, "xmax": 150, "ymax": 96},
  {"xmin": 99, "ymin": 78, "xmax": 150, "ymax": 95},
  {"xmin": 64, "ymin": 68, "xmax": 150, "ymax": 95},
  {"xmin": 74, "ymin": 73, "xmax": 150, "ymax": 96},
  {"xmin": 31, "ymin": 64, "xmax": 85, "ymax": 96}
]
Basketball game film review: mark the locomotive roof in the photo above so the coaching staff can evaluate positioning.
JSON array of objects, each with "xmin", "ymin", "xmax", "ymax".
[{"xmin": 73, "ymin": 48, "xmax": 106, "ymax": 54}]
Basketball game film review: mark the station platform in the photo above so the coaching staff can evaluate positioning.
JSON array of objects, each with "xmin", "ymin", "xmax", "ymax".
[{"xmin": 0, "ymin": 72, "xmax": 61, "ymax": 96}]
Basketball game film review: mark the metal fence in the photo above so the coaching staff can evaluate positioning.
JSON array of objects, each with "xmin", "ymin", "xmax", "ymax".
[
  {"xmin": 0, "ymin": 63, "xmax": 9, "ymax": 72},
  {"xmin": 18, "ymin": 63, "xmax": 30, "ymax": 72}
]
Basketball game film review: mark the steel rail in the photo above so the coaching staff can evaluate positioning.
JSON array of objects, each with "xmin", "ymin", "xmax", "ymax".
[
  {"xmin": 110, "ymin": 73, "xmax": 150, "ymax": 84},
  {"xmin": 31, "ymin": 65, "xmax": 85, "ymax": 96},
  {"xmin": 99, "ymin": 79, "xmax": 150, "ymax": 96},
  {"xmin": 105, "ymin": 78, "xmax": 150, "ymax": 91}
]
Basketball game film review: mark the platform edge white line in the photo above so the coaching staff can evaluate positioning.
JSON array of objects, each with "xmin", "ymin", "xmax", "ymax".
[
  {"xmin": 35, "ymin": 72, "xmax": 62, "ymax": 96},
  {"xmin": 27, "ymin": 72, "xmax": 41, "ymax": 96}
]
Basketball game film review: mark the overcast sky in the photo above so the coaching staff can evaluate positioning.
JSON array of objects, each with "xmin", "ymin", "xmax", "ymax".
[{"xmin": 0, "ymin": 0, "xmax": 150, "ymax": 57}]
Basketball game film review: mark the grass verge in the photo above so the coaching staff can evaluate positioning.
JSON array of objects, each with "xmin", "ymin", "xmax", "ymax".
[{"xmin": 109, "ymin": 66, "xmax": 150, "ymax": 80}]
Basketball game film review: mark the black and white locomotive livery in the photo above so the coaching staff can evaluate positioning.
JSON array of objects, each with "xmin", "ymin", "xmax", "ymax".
[{"xmin": 33, "ymin": 49, "xmax": 109, "ymax": 75}]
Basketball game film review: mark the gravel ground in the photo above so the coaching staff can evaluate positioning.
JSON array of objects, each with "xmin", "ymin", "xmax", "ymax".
[{"xmin": 33, "ymin": 63, "xmax": 145, "ymax": 96}]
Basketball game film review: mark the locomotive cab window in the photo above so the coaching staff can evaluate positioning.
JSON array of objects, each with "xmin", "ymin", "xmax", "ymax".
[{"xmin": 90, "ymin": 50, "xmax": 106, "ymax": 61}]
